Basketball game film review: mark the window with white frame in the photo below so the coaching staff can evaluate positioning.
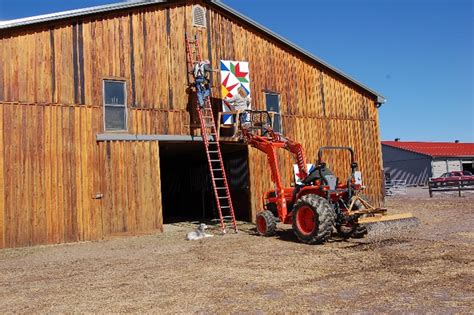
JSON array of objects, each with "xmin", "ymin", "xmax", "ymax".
[
  {"xmin": 103, "ymin": 80, "xmax": 127, "ymax": 131},
  {"xmin": 265, "ymin": 92, "xmax": 282, "ymax": 133}
]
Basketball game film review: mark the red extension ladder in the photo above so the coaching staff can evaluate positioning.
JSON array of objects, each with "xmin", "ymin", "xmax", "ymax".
[{"xmin": 185, "ymin": 33, "xmax": 238, "ymax": 234}]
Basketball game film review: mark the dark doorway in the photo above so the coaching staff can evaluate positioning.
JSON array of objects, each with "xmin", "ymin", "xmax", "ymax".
[
  {"xmin": 159, "ymin": 142, "xmax": 250, "ymax": 223},
  {"xmin": 462, "ymin": 161, "xmax": 474, "ymax": 174}
]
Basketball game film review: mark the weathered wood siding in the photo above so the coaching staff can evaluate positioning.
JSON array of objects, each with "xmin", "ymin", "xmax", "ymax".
[
  {"xmin": 100, "ymin": 141, "xmax": 162, "ymax": 236},
  {"xmin": 0, "ymin": 103, "xmax": 103, "ymax": 247},
  {"xmin": 0, "ymin": 101, "xmax": 162, "ymax": 247},
  {"xmin": 206, "ymin": 6, "xmax": 384, "ymax": 217},
  {"xmin": 0, "ymin": 0, "xmax": 383, "ymax": 246}
]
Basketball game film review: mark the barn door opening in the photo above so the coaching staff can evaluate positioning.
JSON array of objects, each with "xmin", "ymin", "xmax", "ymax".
[{"xmin": 159, "ymin": 142, "xmax": 250, "ymax": 223}]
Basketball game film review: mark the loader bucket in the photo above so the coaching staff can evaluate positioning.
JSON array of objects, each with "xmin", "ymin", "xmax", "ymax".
[{"xmin": 359, "ymin": 212, "xmax": 420, "ymax": 234}]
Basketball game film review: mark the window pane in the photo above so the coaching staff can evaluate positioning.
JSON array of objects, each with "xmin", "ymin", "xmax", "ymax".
[
  {"xmin": 105, "ymin": 106, "xmax": 126, "ymax": 130},
  {"xmin": 265, "ymin": 93, "xmax": 281, "ymax": 132},
  {"xmin": 265, "ymin": 93, "xmax": 280, "ymax": 112},
  {"xmin": 273, "ymin": 114, "xmax": 281, "ymax": 133},
  {"xmin": 104, "ymin": 81, "xmax": 125, "ymax": 105}
]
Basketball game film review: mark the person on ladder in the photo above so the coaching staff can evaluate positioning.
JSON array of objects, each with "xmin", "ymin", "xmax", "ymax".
[{"xmin": 193, "ymin": 59, "xmax": 212, "ymax": 107}]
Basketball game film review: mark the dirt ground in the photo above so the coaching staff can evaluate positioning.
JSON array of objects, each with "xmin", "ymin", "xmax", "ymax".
[{"xmin": 1, "ymin": 187, "xmax": 473, "ymax": 313}]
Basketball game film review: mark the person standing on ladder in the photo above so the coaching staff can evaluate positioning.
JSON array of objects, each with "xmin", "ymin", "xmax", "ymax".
[{"xmin": 193, "ymin": 59, "xmax": 212, "ymax": 107}]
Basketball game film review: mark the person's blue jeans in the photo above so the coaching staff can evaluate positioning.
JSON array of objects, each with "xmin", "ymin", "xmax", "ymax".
[{"xmin": 196, "ymin": 77, "xmax": 210, "ymax": 107}]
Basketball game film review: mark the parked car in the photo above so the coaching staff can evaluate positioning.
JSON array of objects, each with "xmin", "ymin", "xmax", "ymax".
[{"xmin": 431, "ymin": 170, "xmax": 474, "ymax": 183}]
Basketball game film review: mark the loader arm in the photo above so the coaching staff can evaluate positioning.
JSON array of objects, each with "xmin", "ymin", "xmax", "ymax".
[
  {"xmin": 282, "ymin": 136, "xmax": 308, "ymax": 181},
  {"xmin": 242, "ymin": 125, "xmax": 309, "ymax": 181},
  {"xmin": 241, "ymin": 125, "xmax": 308, "ymax": 221}
]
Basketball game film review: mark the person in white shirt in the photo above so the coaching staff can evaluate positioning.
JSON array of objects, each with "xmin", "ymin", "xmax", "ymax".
[
  {"xmin": 224, "ymin": 86, "xmax": 252, "ymax": 128},
  {"xmin": 224, "ymin": 86, "xmax": 251, "ymax": 111}
]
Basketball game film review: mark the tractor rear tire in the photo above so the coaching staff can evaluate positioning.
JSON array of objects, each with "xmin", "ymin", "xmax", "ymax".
[
  {"xmin": 292, "ymin": 194, "xmax": 335, "ymax": 244},
  {"xmin": 256, "ymin": 210, "xmax": 277, "ymax": 236}
]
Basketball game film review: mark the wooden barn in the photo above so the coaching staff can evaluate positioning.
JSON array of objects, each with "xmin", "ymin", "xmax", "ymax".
[{"xmin": 0, "ymin": 0, "xmax": 386, "ymax": 248}]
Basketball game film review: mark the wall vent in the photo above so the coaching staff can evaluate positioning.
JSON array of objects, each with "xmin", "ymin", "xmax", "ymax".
[{"xmin": 192, "ymin": 5, "xmax": 207, "ymax": 28}]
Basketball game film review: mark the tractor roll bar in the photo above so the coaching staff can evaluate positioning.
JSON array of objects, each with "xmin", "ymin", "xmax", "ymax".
[
  {"xmin": 317, "ymin": 146, "xmax": 357, "ymax": 172},
  {"xmin": 316, "ymin": 146, "xmax": 358, "ymax": 198}
]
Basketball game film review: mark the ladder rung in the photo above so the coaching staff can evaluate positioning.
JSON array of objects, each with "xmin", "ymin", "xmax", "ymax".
[
  {"xmin": 208, "ymin": 151, "xmax": 218, "ymax": 153},
  {"xmin": 216, "ymin": 187, "xmax": 227, "ymax": 190},
  {"xmin": 212, "ymin": 168, "xmax": 222, "ymax": 171},
  {"xmin": 210, "ymin": 159, "xmax": 220, "ymax": 162},
  {"xmin": 214, "ymin": 178, "xmax": 225, "ymax": 180},
  {"xmin": 220, "ymin": 206, "xmax": 230, "ymax": 209},
  {"xmin": 218, "ymin": 197, "xmax": 228, "ymax": 199},
  {"xmin": 211, "ymin": 217, "xmax": 232, "ymax": 222}
]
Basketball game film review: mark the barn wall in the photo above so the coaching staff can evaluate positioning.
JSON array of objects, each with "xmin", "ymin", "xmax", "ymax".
[
  {"xmin": 0, "ymin": 2, "xmax": 228, "ymax": 135},
  {"xmin": 0, "ymin": 3, "xmax": 186, "ymax": 247},
  {"xmin": 0, "ymin": 0, "xmax": 384, "ymax": 245},
  {"xmin": 206, "ymin": 5, "xmax": 384, "ymax": 212},
  {"xmin": 0, "ymin": 101, "xmax": 162, "ymax": 248},
  {"xmin": 0, "ymin": 102, "xmax": 102, "ymax": 247}
]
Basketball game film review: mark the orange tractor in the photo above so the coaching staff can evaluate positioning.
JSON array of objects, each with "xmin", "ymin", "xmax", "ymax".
[{"xmin": 241, "ymin": 111, "xmax": 413, "ymax": 244}]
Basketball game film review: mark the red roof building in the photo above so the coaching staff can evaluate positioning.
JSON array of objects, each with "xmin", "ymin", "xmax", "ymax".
[
  {"xmin": 382, "ymin": 141, "xmax": 474, "ymax": 158},
  {"xmin": 382, "ymin": 141, "xmax": 474, "ymax": 185}
]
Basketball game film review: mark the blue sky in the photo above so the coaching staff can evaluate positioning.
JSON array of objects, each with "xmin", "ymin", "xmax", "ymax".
[{"xmin": 1, "ymin": 0, "xmax": 472, "ymax": 142}]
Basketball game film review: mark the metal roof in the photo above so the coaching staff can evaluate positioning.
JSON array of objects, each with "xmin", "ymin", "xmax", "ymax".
[
  {"xmin": 0, "ymin": 0, "xmax": 386, "ymax": 104},
  {"xmin": 0, "ymin": 0, "xmax": 167, "ymax": 29},
  {"xmin": 382, "ymin": 141, "xmax": 474, "ymax": 158}
]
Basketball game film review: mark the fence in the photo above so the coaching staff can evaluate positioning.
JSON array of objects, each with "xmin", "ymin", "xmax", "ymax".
[{"xmin": 428, "ymin": 179, "xmax": 474, "ymax": 197}]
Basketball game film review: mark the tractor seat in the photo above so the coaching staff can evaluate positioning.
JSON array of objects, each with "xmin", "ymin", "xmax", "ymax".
[{"xmin": 303, "ymin": 165, "xmax": 337, "ymax": 187}]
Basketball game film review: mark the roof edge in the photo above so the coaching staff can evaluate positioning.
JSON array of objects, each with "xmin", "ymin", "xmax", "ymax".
[
  {"xmin": 0, "ymin": 0, "xmax": 167, "ymax": 29},
  {"xmin": 382, "ymin": 141, "xmax": 474, "ymax": 158},
  {"xmin": 381, "ymin": 142, "xmax": 433, "ymax": 158},
  {"xmin": 0, "ymin": 0, "xmax": 386, "ymax": 104},
  {"xmin": 208, "ymin": 0, "xmax": 386, "ymax": 104}
]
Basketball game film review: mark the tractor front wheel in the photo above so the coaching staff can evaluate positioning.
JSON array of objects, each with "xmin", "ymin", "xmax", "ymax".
[
  {"xmin": 292, "ymin": 194, "xmax": 335, "ymax": 244},
  {"xmin": 256, "ymin": 210, "xmax": 277, "ymax": 236}
]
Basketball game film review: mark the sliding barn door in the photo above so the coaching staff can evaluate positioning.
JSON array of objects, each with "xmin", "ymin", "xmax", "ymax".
[{"xmin": 99, "ymin": 141, "xmax": 163, "ymax": 236}]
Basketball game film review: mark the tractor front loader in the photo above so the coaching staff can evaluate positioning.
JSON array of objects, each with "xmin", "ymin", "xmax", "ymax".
[{"xmin": 241, "ymin": 110, "xmax": 418, "ymax": 244}]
